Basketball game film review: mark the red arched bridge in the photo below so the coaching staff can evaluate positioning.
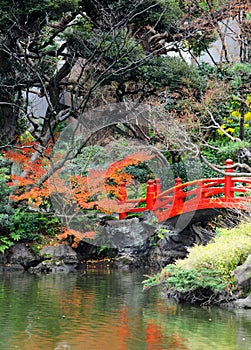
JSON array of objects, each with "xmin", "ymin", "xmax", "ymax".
[{"xmin": 118, "ymin": 159, "xmax": 251, "ymax": 223}]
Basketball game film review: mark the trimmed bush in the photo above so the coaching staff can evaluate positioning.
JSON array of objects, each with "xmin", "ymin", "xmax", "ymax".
[
  {"xmin": 176, "ymin": 222, "xmax": 251, "ymax": 278},
  {"xmin": 143, "ymin": 221, "xmax": 251, "ymax": 304}
]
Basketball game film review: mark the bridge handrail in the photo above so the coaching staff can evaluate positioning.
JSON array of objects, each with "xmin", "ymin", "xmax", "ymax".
[{"xmin": 118, "ymin": 159, "xmax": 251, "ymax": 221}]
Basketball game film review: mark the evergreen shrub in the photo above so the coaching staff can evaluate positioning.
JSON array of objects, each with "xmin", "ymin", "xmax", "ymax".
[{"xmin": 143, "ymin": 222, "xmax": 251, "ymax": 296}]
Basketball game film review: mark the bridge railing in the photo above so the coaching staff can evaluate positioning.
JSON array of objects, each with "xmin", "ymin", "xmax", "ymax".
[
  {"xmin": 118, "ymin": 179, "xmax": 158, "ymax": 219},
  {"xmin": 117, "ymin": 159, "xmax": 251, "ymax": 221}
]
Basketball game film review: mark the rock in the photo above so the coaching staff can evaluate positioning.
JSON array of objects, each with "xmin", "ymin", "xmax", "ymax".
[
  {"xmin": 149, "ymin": 229, "xmax": 194, "ymax": 268},
  {"xmin": 113, "ymin": 250, "xmax": 137, "ymax": 270},
  {"xmin": 109, "ymin": 214, "xmax": 216, "ymax": 269},
  {"xmin": 191, "ymin": 224, "xmax": 215, "ymax": 245},
  {"xmin": 149, "ymin": 224, "xmax": 216, "ymax": 268},
  {"xmin": 39, "ymin": 245, "xmax": 78, "ymax": 264},
  {"xmin": 9, "ymin": 243, "xmax": 40, "ymax": 269},
  {"xmin": 0, "ymin": 243, "xmax": 40, "ymax": 270},
  {"xmin": 29, "ymin": 260, "xmax": 75, "ymax": 274},
  {"xmin": 29, "ymin": 245, "xmax": 79, "ymax": 274},
  {"xmin": 0, "ymin": 212, "xmax": 217, "ymax": 272},
  {"xmin": 140, "ymin": 211, "xmax": 159, "ymax": 234},
  {"xmin": 234, "ymin": 255, "xmax": 251, "ymax": 292},
  {"xmin": 101, "ymin": 217, "xmax": 152, "ymax": 249},
  {"xmin": 103, "ymin": 213, "xmax": 156, "ymax": 269},
  {"xmin": 75, "ymin": 240, "xmax": 117, "ymax": 262},
  {"xmin": 113, "ymin": 244, "xmax": 152, "ymax": 269},
  {"xmin": 0, "ymin": 251, "xmax": 10, "ymax": 265},
  {"xmin": 1, "ymin": 264, "xmax": 25, "ymax": 272},
  {"xmin": 234, "ymin": 294, "xmax": 251, "ymax": 308}
]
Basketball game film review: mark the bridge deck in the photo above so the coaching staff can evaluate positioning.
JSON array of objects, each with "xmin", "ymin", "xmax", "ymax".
[{"xmin": 117, "ymin": 159, "xmax": 251, "ymax": 225}]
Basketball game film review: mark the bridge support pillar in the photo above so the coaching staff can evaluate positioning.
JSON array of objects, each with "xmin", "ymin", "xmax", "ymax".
[
  {"xmin": 155, "ymin": 178, "xmax": 162, "ymax": 197},
  {"xmin": 174, "ymin": 177, "xmax": 183, "ymax": 213},
  {"xmin": 118, "ymin": 182, "xmax": 127, "ymax": 219},
  {"xmin": 146, "ymin": 180, "xmax": 156, "ymax": 210},
  {"xmin": 224, "ymin": 159, "xmax": 234, "ymax": 199}
]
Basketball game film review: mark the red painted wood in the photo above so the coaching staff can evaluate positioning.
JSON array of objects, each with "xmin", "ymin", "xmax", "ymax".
[
  {"xmin": 155, "ymin": 178, "xmax": 162, "ymax": 197},
  {"xmin": 224, "ymin": 159, "xmax": 234, "ymax": 199},
  {"xmin": 118, "ymin": 182, "xmax": 127, "ymax": 220},
  {"xmin": 117, "ymin": 159, "xmax": 251, "ymax": 222},
  {"xmin": 146, "ymin": 180, "xmax": 156, "ymax": 210}
]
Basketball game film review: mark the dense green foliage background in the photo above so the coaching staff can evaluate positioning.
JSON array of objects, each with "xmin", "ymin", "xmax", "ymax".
[{"xmin": 0, "ymin": 0, "xmax": 250, "ymax": 263}]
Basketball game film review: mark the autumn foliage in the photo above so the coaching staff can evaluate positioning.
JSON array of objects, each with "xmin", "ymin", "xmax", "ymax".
[
  {"xmin": 71, "ymin": 151, "xmax": 152, "ymax": 213},
  {"xmin": 4, "ymin": 140, "xmax": 52, "ymax": 207},
  {"xmin": 5, "ymin": 141, "xmax": 151, "ymax": 209},
  {"xmin": 4, "ymin": 141, "xmax": 152, "ymax": 245}
]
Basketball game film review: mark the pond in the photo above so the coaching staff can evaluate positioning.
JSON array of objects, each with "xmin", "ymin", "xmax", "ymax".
[{"xmin": 0, "ymin": 269, "xmax": 250, "ymax": 350}]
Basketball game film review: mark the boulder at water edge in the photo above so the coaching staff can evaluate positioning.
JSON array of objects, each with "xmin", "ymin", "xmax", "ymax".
[
  {"xmin": 29, "ymin": 245, "xmax": 79, "ymax": 274},
  {"xmin": 234, "ymin": 294, "xmax": 251, "ymax": 308},
  {"xmin": 234, "ymin": 254, "xmax": 251, "ymax": 292}
]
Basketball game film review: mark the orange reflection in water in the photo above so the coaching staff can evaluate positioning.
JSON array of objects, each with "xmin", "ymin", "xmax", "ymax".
[
  {"xmin": 146, "ymin": 321, "xmax": 163, "ymax": 349},
  {"xmin": 145, "ymin": 321, "xmax": 187, "ymax": 350},
  {"xmin": 9, "ymin": 278, "xmax": 188, "ymax": 350},
  {"xmin": 117, "ymin": 306, "xmax": 131, "ymax": 350}
]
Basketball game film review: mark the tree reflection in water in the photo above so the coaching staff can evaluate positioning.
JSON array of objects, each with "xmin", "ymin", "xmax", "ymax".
[{"xmin": 0, "ymin": 271, "xmax": 250, "ymax": 350}]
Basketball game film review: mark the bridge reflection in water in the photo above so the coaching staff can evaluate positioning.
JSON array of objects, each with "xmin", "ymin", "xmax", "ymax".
[{"xmin": 1, "ymin": 271, "xmax": 251, "ymax": 350}]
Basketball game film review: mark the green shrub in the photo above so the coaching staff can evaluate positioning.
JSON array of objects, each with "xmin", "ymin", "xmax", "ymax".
[
  {"xmin": 0, "ymin": 155, "xmax": 12, "ymax": 221},
  {"xmin": 0, "ymin": 236, "xmax": 14, "ymax": 253},
  {"xmin": 143, "ymin": 265, "xmax": 226, "ymax": 291},
  {"xmin": 9, "ymin": 209, "xmax": 61, "ymax": 242},
  {"xmin": 170, "ymin": 159, "xmax": 219, "ymax": 182},
  {"xmin": 176, "ymin": 222, "xmax": 251, "ymax": 278},
  {"xmin": 143, "ymin": 221, "xmax": 251, "ymax": 294}
]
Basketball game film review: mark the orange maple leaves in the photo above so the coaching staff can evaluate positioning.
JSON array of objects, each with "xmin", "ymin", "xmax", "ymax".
[
  {"xmin": 4, "ymin": 141, "xmax": 152, "ymax": 215},
  {"xmin": 4, "ymin": 141, "xmax": 51, "ymax": 206},
  {"xmin": 4, "ymin": 142, "xmax": 152, "ymax": 247},
  {"xmin": 57, "ymin": 228, "xmax": 97, "ymax": 247},
  {"xmin": 71, "ymin": 151, "xmax": 153, "ymax": 213}
]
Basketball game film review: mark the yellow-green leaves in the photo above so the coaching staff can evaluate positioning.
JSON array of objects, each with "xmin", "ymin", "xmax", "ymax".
[{"xmin": 176, "ymin": 222, "xmax": 251, "ymax": 278}]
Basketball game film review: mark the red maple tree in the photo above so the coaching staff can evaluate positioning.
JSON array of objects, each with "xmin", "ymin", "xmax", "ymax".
[{"xmin": 4, "ymin": 141, "xmax": 152, "ymax": 246}]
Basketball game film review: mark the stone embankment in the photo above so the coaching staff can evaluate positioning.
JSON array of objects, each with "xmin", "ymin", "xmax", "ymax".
[
  {"xmin": 234, "ymin": 255, "xmax": 251, "ymax": 308},
  {"xmin": 0, "ymin": 212, "xmax": 214, "ymax": 272},
  {"xmin": 0, "ymin": 212, "xmax": 250, "ymax": 308}
]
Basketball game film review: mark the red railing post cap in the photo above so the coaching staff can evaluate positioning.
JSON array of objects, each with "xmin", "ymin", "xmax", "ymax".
[
  {"xmin": 225, "ymin": 159, "xmax": 233, "ymax": 166},
  {"xmin": 175, "ymin": 177, "xmax": 182, "ymax": 184},
  {"xmin": 147, "ymin": 179, "xmax": 155, "ymax": 185}
]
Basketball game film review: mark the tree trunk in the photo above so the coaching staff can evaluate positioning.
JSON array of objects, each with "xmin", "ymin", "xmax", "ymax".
[{"xmin": 0, "ymin": 95, "xmax": 18, "ymax": 145}]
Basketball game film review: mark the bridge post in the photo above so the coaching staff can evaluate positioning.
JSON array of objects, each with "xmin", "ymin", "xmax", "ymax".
[
  {"xmin": 224, "ymin": 159, "xmax": 234, "ymax": 199},
  {"xmin": 174, "ymin": 177, "xmax": 183, "ymax": 213},
  {"xmin": 175, "ymin": 177, "xmax": 182, "ymax": 186},
  {"xmin": 146, "ymin": 180, "xmax": 156, "ymax": 210},
  {"xmin": 118, "ymin": 181, "xmax": 127, "ymax": 219},
  {"xmin": 155, "ymin": 178, "xmax": 162, "ymax": 197}
]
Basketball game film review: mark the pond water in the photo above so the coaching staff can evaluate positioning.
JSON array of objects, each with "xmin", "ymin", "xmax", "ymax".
[{"xmin": 0, "ymin": 269, "xmax": 250, "ymax": 350}]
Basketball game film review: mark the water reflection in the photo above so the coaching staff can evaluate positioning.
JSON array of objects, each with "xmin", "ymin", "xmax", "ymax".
[{"xmin": 0, "ymin": 270, "xmax": 250, "ymax": 349}]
